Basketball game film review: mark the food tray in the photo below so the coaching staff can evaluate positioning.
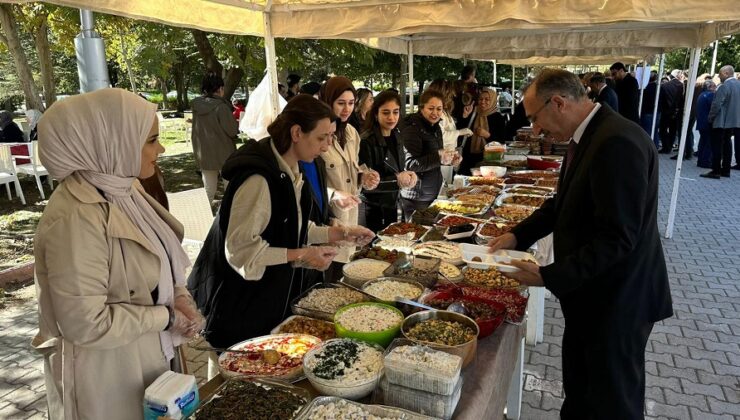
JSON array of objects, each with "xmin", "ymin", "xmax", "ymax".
[
  {"xmin": 218, "ymin": 334, "xmax": 321, "ymax": 382},
  {"xmin": 434, "ymin": 284, "xmax": 529, "ymax": 324},
  {"xmin": 411, "ymin": 208, "xmax": 442, "ymax": 226},
  {"xmin": 411, "ymin": 242, "xmax": 463, "ymax": 266},
  {"xmin": 384, "ymin": 255, "xmax": 441, "ymax": 288},
  {"xmin": 503, "ymin": 184, "xmax": 555, "ymax": 196},
  {"xmin": 361, "ymin": 277, "xmax": 425, "ymax": 304},
  {"xmin": 443, "ymin": 224, "xmax": 477, "ymax": 240},
  {"xmin": 342, "ymin": 258, "xmax": 392, "ymax": 288},
  {"xmin": 401, "ymin": 310, "xmax": 478, "ymax": 368},
  {"xmin": 382, "ymin": 338, "xmax": 462, "ymax": 395},
  {"xmin": 374, "ymin": 237, "xmax": 417, "ymax": 254},
  {"xmin": 474, "ymin": 221, "xmax": 517, "ymax": 245},
  {"xmin": 419, "ymin": 226, "xmax": 446, "ymax": 242},
  {"xmin": 378, "ymin": 375, "xmax": 463, "ymax": 420},
  {"xmin": 460, "ymin": 243, "xmax": 537, "ymax": 272},
  {"xmin": 291, "ymin": 283, "xmax": 368, "ymax": 321},
  {"xmin": 429, "ymin": 199, "xmax": 488, "ymax": 217},
  {"xmin": 296, "ymin": 396, "xmax": 437, "ymax": 420},
  {"xmin": 378, "ymin": 222, "xmax": 431, "ymax": 241},
  {"xmin": 191, "ymin": 378, "xmax": 310, "ymax": 419},
  {"xmin": 494, "ymin": 193, "xmax": 546, "ymax": 209},
  {"xmin": 271, "ymin": 315, "xmax": 336, "ymax": 341},
  {"xmin": 492, "ymin": 204, "xmax": 537, "ymax": 223},
  {"xmin": 351, "ymin": 246, "xmax": 401, "ymax": 263},
  {"xmin": 434, "ymin": 214, "xmax": 483, "ymax": 227},
  {"xmin": 419, "ymin": 291, "xmax": 506, "ymax": 338}
]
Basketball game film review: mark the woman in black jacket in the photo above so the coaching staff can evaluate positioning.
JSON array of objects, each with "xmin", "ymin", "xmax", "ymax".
[
  {"xmin": 458, "ymin": 87, "xmax": 508, "ymax": 175},
  {"xmin": 359, "ymin": 91, "xmax": 417, "ymax": 232},
  {"xmin": 399, "ymin": 89, "xmax": 460, "ymax": 220},
  {"xmin": 0, "ymin": 111, "xmax": 25, "ymax": 143}
]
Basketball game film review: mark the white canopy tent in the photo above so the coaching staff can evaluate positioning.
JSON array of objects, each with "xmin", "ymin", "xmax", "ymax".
[{"xmin": 8, "ymin": 0, "xmax": 739, "ymax": 240}]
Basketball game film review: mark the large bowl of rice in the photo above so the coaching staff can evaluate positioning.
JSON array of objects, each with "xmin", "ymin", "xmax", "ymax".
[{"xmin": 334, "ymin": 302, "xmax": 403, "ymax": 347}]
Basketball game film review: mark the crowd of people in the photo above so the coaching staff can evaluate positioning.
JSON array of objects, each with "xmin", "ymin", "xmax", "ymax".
[{"xmin": 20, "ymin": 59, "xmax": 737, "ymax": 419}]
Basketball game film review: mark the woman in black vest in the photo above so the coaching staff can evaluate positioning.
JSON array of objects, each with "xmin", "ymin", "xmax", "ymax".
[
  {"xmin": 359, "ymin": 90, "xmax": 418, "ymax": 232},
  {"xmin": 188, "ymin": 95, "xmax": 374, "ymax": 348}
]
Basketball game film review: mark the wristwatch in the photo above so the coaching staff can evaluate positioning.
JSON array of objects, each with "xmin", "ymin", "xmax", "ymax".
[{"xmin": 165, "ymin": 306, "xmax": 175, "ymax": 331}]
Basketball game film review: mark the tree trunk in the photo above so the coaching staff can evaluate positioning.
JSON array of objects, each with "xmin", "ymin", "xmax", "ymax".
[
  {"xmin": 223, "ymin": 67, "xmax": 243, "ymax": 101},
  {"xmin": 119, "ymin": 31, "xmax": 137, "ymax": 94},
  {"xmin": 0, "ymin": 4, "xmax": 44, "ymax": 111},
  {"xmin": 159, "ymin": 77, "xmax": 169, "ymax": 110},
  {"xmin": 173, "ymin": 62, "xmax": 186, "ymax": 112},
  {"xmin": 191, "ymin": 29, "xmax": 223, "ymax": 75},
  {"xmin": 35, "ymin": 16, "xmax": 56, "ymax": 108}
]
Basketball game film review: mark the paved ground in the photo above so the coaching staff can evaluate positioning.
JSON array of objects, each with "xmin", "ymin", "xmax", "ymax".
[{"xmin": 0, "ymin": 152, "xmax": 738, "ymax": 419}]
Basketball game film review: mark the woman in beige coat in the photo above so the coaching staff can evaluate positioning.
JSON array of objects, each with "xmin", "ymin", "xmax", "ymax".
[
  {"xmin": 32, "ymin": 88, "xmax": 204, "ymax": 420},
  {"xmin": 318, "ymin": 77, "xmax": 379, "ymax": 281}
]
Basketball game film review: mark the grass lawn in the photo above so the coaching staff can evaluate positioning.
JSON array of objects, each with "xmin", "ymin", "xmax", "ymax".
[{"xmin": 0, "ymin": 117, "xmax": 214, "ymax": 271}]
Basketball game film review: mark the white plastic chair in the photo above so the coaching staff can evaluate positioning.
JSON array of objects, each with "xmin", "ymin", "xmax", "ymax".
[
  {"xmin": 166, "ymin": 188, "xmax": 214, "ymax": 243},
  {"xmin": 0, "ymin": 145, "xmax": 26, "ymax": 205},
  {"xmin": 14, "ymin": 141, "xmax": 52, "ymax": 200}
]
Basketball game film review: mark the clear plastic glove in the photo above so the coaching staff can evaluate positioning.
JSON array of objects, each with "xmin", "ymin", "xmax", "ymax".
[
  {"xmin": 169, "ymin": 307, "xmax": 198, "ymax": 338},
  {"xmin": 331, "ymin": 190, "xmax": 361, "ymax": 210},
  {"xmin": 361, "ymin": 170, "xmax": 380, "ymax": 190},
  {"xmin": 458, "ymin": 128, "xmax": 473, "ymax": 137},
  {"xmin": 451, "ymin": 152, "xmax": 463, "ymax": 168},
  {"xmin": 175, "ymin": 294, "xmax": 205, "ymax": 336},
  {"xmin": 295, "ymin": 246, "xmax": 338, "ymax": 271},
  {"xmin": 343, "ymin": 226, "xmax": 376, "ymax": 247},
  {"xmin": 439, "ymin": 149, "xmax": 454, "ymax": 165},
  {"xmin": 396, "ymin": 171, "xmax": 418, "ymax": 189}
]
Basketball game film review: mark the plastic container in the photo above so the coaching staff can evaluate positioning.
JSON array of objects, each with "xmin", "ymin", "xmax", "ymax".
[
  {"xmin": 143, "ymin": 371, "xmax": 198, "ymax": 420},
  {"xmin": 460, "ymin": 243, "xmax": 537, "ymax": 272},
  {"xmin": 383, "ymin": 338, "xmax": 462, "ymax": 395},
  {"xmin": 190, "ymin": 378, "xmax": 309, "ymax": 419},
  {"xmin": 296, "ymin": 396, "xmax": 437, "ymax": 420},
  {"xmin": 378, "ymin": 375, "xmax": 463, "ymax": 420},
  {"xmin": 401, "ymin": 310, "xmax": 479, "ymax": 367},
  {"xmin": 479, "ymin": 165, "xmax": 506, "ymax": 178},
  {"xmin": 291, "ymin": 283, "xmax": 368, "ymax": 321},
  {"xmin": 334, "ymin": 302, "xmax": 404, "ymax": 347},
  {"xmin": 342, "ymin": 258, "xmax": 392, "ymax": 288},
  {"xmin": 419, "ymin": 291, "xmax": 507, "ymax": 338}
]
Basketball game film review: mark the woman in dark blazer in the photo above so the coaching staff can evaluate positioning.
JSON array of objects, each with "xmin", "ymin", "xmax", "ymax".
[{"xmin": 358, "ymin": 91, "xmax": 417, "ymax": 232}]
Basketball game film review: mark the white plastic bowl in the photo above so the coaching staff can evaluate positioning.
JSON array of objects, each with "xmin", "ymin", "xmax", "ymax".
[{"xmin": 480, "ymin": 166, "xmax": 507, "ymax": 178}]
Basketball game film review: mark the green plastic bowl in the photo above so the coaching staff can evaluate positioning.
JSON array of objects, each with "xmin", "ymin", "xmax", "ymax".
[{"xmin": 334, "ymin": 302, "xmax": 403, "ymax": 348}]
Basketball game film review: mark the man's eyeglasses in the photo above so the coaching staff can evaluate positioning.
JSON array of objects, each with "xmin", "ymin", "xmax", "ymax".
[{"xmin": 527, "ymin": 97, "xmax": 552, "ymax": 125}]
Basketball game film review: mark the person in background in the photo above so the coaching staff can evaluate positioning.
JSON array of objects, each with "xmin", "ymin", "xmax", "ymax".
[
  {"xmin": 639, "ymin": 71, "xmax": 662, "ymax": 149},
  {"xmin": 458, "ymin": 87, "xmax": 506, "ymax": 175},
  {"xmin": 0, "ymin": 110, "xmax": 24, "ymax": 143},
  {"xmin": 191, "ymin": 72, "xmax": 239, "ymax": 202},
  {"xmin": 695, "ymin": 80, "xmax": 717, "ymax": 169},
  {"xmin": 349, "ymin": 88, "xmax": 373, "ymax": 132},
  {"xmin": 287, "ymin": 74, "xmax": 301, "ymax": 99},
  {"xmin": 671, "ymin": 74, "xmax": 710, "ymax": 161},
  {"xmin": 231, "ymin": 99, "xmax": 246, "ymax": 121},
  {"xmin": 188, "ymin": 95, "xmax": 373, "ymax": 347},
  {"xmin": 610, "ymin": 62, "xmax": 640, "ymax": 123},
  {"xmin": 491, "ymin": 69, "xmax": 671, "ymax": 419},
  {"xmin": 702, "ymin": 65, "xmax": 740, "ymax": 178},
  {"xmin": 25, "ymin": 109, "xmax": 42, "ymax": 141},
  {"xmin": 427, "ymin": 79, "xmax": 473, "ymax": 182},
  {"xmin": 319, "ymin": 76, "xmax": 380, "ymax": 282},
  {"xmin": 400, "ymin": 89, "xmax": 459, "ymax": 219},
  {"xmin": 587, "ymin": 72, "xmax": 619, "ymax": 112},
  {"xmin": 498, "ymin": 87, "xmax": 514, "ymax": 113},
  {"xmin": 33, "ymin": 88, "xmax": 204, "ymax": 419},
  {"xmin": 278, "ymin": 83, "xmax": 288, "ymax": 99},
  {"xmin": 658, "ymin": 70, "xmax": 685, "ymax": 154},
  {"xmin": 300, "ymin": 82, "xmax": 322, "ymax": 98},
  {"xmin": 359, "ymin": 90, "xmax": 418, "ymax": 232}
]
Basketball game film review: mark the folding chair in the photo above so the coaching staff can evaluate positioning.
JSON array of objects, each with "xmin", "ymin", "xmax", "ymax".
[
  {"xmin": 0, "ymin": 145, "xmax": 26, "ymax": 205},
  {"xmin": 14, "ymin": 141, "xmax": 52, "ymax": 199}
]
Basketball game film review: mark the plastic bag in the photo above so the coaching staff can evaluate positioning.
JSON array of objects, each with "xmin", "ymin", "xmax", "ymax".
[{"xmin": 239, "ymin": 73, "xmax": 287, "ymax": 140}]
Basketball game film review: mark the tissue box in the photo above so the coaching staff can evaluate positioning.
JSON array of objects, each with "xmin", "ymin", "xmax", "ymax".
[{"xmin": 144, "ymin": 371, "xmax": 199, "ymax": 420}]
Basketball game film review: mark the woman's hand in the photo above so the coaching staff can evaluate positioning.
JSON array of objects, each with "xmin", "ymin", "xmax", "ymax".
[
  {"xmin": 462, "ymin": 104, "xmax": 474, "ymax": 119},
  {"xmin": 476, "ymin": 127, "xmax": 490, "ymax": 139},
  {"xmin": 329, "ymin": 225, "xmax": 375, "ymax": 246},
  {"xmin": 450, "ymin": 152, "xmax": 462, "ymax": 167},
  {"xmin": 331, "ymin": 190, "xmax": 361, "ymax": 210},
  {"xmin": 438, "ymin": 149, "xmax": 454, "ymax": 165},
  {"xmin": 396, "ymin": 171, "xmax": 418, "ymax": 189},
  {"xmin": 296, "ymin": 246, "xmax": 338, "ymax": 271},
  {"xmin": 361, "ymin": 170, "xmax": 380, "ymax": 190},
  {"xmin": 174, "ymin": 295, "xmax": 205, "ymax": 337},
  {"xmin": 458, "ymin": 128, "xmax": 473, "ymax": 137},
  {"xmin": 169, "ymin": 308, "xmax": 198, "ymax": 338}
]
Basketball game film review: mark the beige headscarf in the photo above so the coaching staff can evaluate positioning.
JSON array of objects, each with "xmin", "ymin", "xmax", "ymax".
[
  {"xmin": 471, "ymin": 87, "xmax": 498, "ymax": 154},
  {"xmin": 38, "ymin": 88, "xmax": 190, "ymax": 361}
]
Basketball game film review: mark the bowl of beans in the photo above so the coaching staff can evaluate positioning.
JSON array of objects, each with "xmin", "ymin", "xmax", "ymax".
[
  {"xmin": 334, "ymin": 302, "xmax": 404, "ymax": 347},
  {"xmin": 401, "ymin": 310, "xmax": 479, "ymax": 367},
  {"xmin": 420, "ymin": 291, "xmax": 507, "ymax": 338}
]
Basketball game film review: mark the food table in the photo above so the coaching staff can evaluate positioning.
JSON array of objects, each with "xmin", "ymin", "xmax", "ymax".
[{"xmin": 197, "ymin": 322, "xmax": 525, "ymax": 420}]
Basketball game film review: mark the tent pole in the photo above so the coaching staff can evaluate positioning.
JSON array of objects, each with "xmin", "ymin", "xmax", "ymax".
[
  {"xmin": 493, "ymin": 60, "xmax": 497, "ymax": 85},
  {"xmin": 710, "ymin": 40, "xmax": 719, "ymax": 76},
  {"xmin": 262, "ymin": 11, "xmax": 279, "ymax": 120},
  {"xmin": 511, "ymin": 66, "xmax": 516, "ymax": 115},
  {"xmin": 408, "ymin": 40, "xmax": 414, "ymax": 114},
  {"xmin": 638, "ymin": 65, "xmax": 645, "ymax": 118},
  {"xmin": 666, "ymin": 46, "xmax": 701, "ymax": 239},
  {"xmin": 650, "ymin": 54, "xmax": 665, "ymax": 142}
]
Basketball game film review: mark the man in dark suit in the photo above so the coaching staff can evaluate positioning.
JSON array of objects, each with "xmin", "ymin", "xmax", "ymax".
[
  {"xmin": 490, "ymin": 69, "xmax": 672, "ymax": 419},
  {"xmin": 610, "ymin": 62, "xmax": 640, "ymax": 123},
  {"xmin": 658, "ymin": 71, "xmax": 686, "ymax": 154},
  {"xmin": 587, "ymin": 72, "xmax": 618, "ymax": 111}
]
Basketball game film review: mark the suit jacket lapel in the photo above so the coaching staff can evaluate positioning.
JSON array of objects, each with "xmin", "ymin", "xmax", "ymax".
[{"xmin": 556, "ymin": 106, "xmax": 609, "ymax": 211}]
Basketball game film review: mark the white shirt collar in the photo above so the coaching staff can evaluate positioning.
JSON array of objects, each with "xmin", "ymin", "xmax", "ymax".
[
  {"xmin": 598, "ymin": 84, "xmax": 607, "ymax": 95},
  {"xmin": 572, "ymin": 103, "xmax": 601, "ymax": 145}
]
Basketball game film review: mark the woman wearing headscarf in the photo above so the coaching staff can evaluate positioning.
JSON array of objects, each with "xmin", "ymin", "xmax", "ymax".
[
  {"xmin": 349, "ymin": 87, "xmax": 373, "ymax": 132},
  {"xmin": 26, "ymin": 109, "xmax": 42, "ymax": 141},
  {"xmin": 0, "ymin": 110, "xmax": 24, "ymax": 143},
  {"xmin": 427, "ymin": 79, "xmax": 473, "ymax": 183},
  {"xmin": 191, "ymin": 72, "xmax": 239, "ymax": 202},
  {"xmin": 458, "ymin": 87, "xmax": 507, "ymax": 175},
  {"xmin": 319, "ymin": 77, "xmax": 379, "ymax": 281},
  {"xmin": 32, "ymin": 88, "xmax": 204, "ymax": 420},
  {"xmin": 359, "ymin": 90, "xmax": 418, "ymax": 232},
  {"xmin": 188, "ymin": 95, "xmax": 374, "ymax": 347}
]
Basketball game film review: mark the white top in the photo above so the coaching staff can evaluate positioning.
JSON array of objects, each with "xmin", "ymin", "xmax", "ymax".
[
  {"xmin": 225, "ymin": 140, "xmax": 330, "ymax": 280},
  {"xmin": 572, "ymin": 103, "xmax": 601, "ymax": 145}
]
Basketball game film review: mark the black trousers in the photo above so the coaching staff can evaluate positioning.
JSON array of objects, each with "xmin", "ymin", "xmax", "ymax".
[
  {"xmin": 559, "ymin": 319, "xmax": 654, "ymax": 420},
  {"xmin": 734, "ymin": 127, "xmax": 740, "ymax": 168},
  {"xmin": 364, "ymin": 203, "xmax": 400, "ymax": 232},
  {"xmin": 658, "ymin": 112, "xmax": 678, "ymax": 153},
  {"xmin": 400, "ymin": 197, "xmax": 434, "ymax": 221},
  {"xmin": 711, "ymin": 128, "xmax": 734, "ymax": 175}
]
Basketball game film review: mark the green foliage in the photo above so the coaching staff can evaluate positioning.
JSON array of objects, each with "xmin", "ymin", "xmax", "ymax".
[{"xmin": 664, "ymin": 35, "xmax": 739, "ymax": 76}]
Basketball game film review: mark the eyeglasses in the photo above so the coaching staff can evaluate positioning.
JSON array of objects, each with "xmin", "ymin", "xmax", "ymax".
[{"xmin": 527, "ymin": 97, "xmax": 552, "ymax": 125}]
